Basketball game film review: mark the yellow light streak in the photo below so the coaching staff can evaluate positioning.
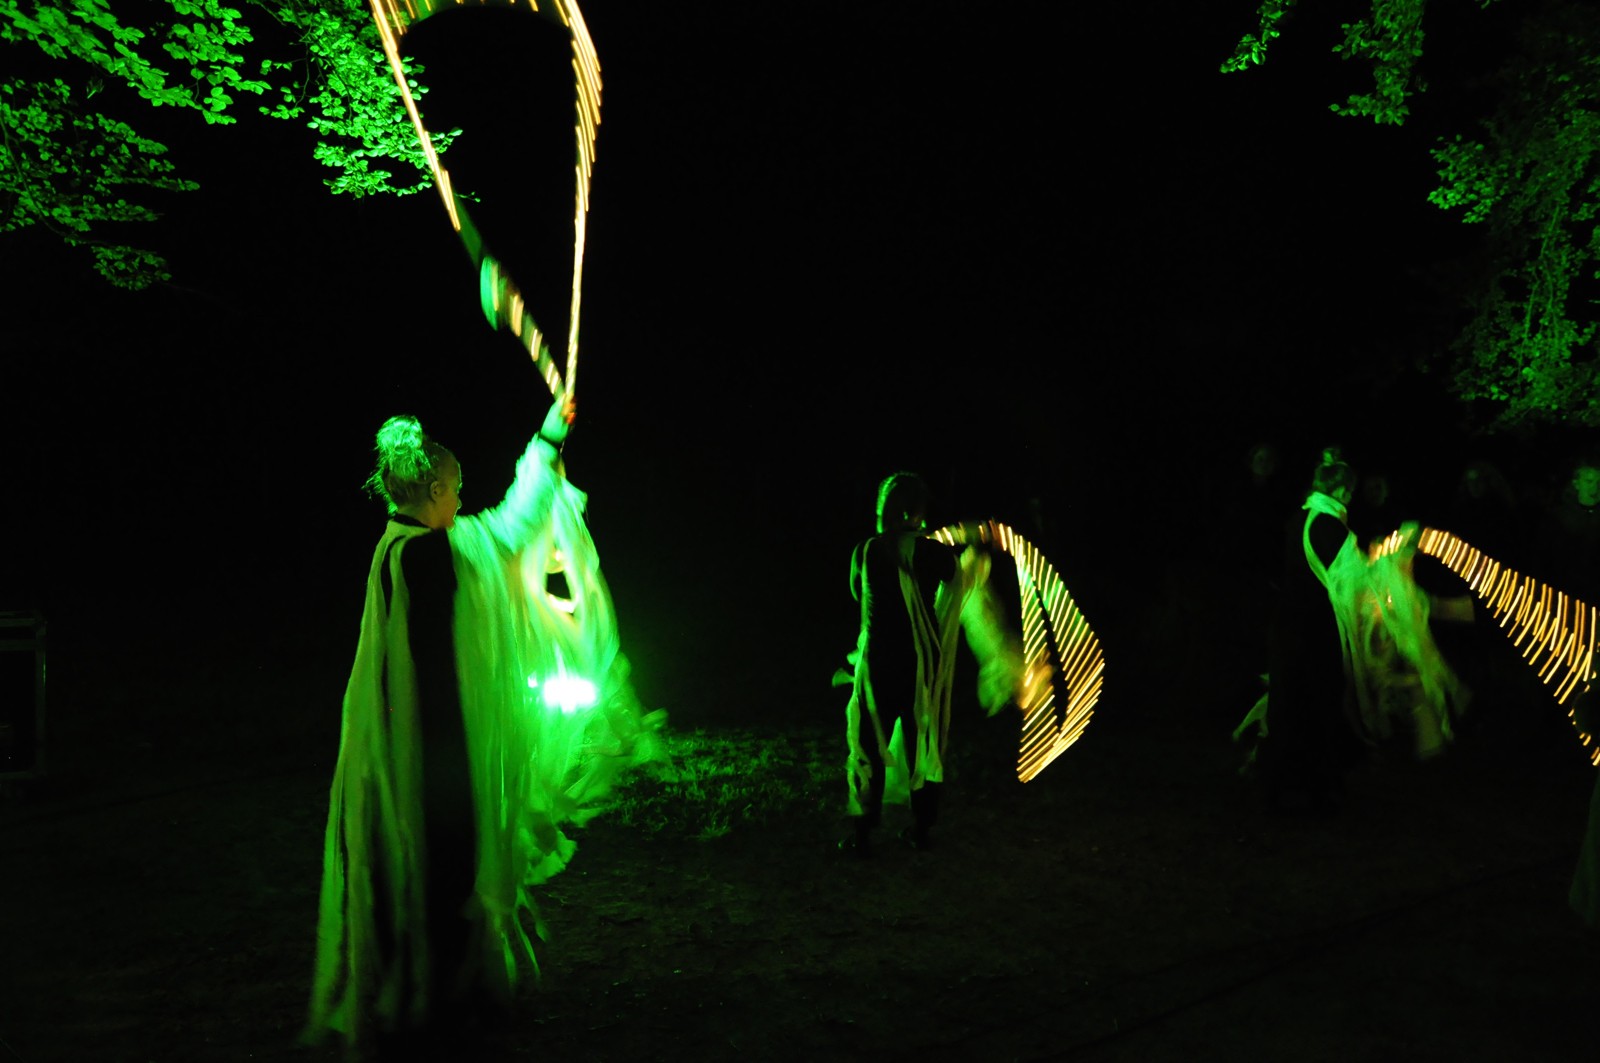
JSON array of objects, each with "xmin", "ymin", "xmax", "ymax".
[
  {"xmin": 368, "ymin": 0, "xmax": 600, "ymax": 400},
  {"xmin": 931, "ymin": 521, "xmax": 1105, "ymax": 782},
  {"xmin": 1374, "ymin": 527, "xmax": 1600, "ymax": 765}
]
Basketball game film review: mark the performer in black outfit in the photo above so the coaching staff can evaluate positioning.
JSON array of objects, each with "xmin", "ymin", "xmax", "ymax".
[{"xmin": 841, "ymin": 473, "xmax": 962, "ymax": 853}]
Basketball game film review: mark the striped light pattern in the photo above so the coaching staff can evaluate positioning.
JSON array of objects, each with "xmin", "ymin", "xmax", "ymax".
[
  {"xmin": 1375, "ymin": 526, "xmax": 1600, "ymax": 765},
  {"xmin": 370, "ymin": 0, "xmax": 601, "ymax": 399},
  {"xmin": 931, "ymin": 521, "xmax": 1105, "ymax": 782}
]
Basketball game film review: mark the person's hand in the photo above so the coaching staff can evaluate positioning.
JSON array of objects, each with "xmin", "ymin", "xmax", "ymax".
[
  {"xmin": 1572, "ymin": 685, "xmax": 1600, "ymax": 740},
  {"xmin": 540, "ymin": 392, "xmax": 576, "ymax": 445}
]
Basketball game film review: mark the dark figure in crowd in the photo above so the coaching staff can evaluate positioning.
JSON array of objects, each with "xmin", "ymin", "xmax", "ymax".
[
  {"xmin": 1570, "ymin": 689, "xmax": 1600, "ymax": 929},
  {"xmin": 1357, "ymin": 468, "xmax": 1402, "ymax": 544},
  {"xmin": 1448, "ymin": 460, "xmax": 1522, "ymax": 560},
  {"xmin": 1537, "ymin": 459, "xmax": 1600, "ymax": 603},
  {"xmin": 1437, "ymin": 460, "xmax": 1525, "ymax": 736}
]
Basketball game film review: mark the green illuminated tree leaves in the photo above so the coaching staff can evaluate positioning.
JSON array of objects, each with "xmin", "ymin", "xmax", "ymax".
[
  {"xmin": 1224, "ymin": 0, "xmax": 1600, "ymax": 431},
  {"xmin": 1, "ymin": 0, "xmax": 267, "ymax": 122},
  {"xmin": 1430, "ymin": 6, "xmax": 1600, "ymax": 429},
  {"xmin": 1328, "ymin": 0, "xmax": 1429, "ymax": 125},
  {"xmin": 1221, "ymin": 0, "xmax": 1301, "ymax": 74},
  {"xmin": 262, "ymin": 0, "xmax": 456, "ymax": 199},
  {"xmin": 1, "ymin": 0, "xmax": 454, "ymax": 287},
  {"xmin": 0, "ymin": 76, "xmax": 194, "ymax": 288}
]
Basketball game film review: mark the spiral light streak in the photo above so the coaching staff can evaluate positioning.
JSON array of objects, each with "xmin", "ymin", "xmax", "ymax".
[
  {"xmin": 932, "ymin": 521, "xmax": 1105, "ymax": 782},
  {"xmin": 1375, "ymin": 526, "xmax": 1600, "ymax": 765},
  {"xmin": 370, "ymin": 0, "xmax": 600, "ymax": 399}
]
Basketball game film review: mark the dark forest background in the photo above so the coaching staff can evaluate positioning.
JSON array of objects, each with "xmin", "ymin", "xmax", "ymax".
[{"xmin": 2, "ymin": 1, "xmax": 1594, "ymax": 742}]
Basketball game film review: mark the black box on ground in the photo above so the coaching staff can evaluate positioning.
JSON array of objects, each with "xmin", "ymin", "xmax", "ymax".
[{"xmin": 0, "ymin": 611, "xmax": 46, "ymax": 780}]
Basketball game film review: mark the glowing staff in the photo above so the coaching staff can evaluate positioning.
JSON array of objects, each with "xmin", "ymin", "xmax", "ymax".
[
  {"xmin": 369, "ymin": 0, "xmax": 601, "ymax": 400},
  {"xmin": 1374, "ymin": 526, "xmax": 1600, "ymax": 765},
  {"xmin": 931, "ymin": 521, "xmax": 1105, "ymax": 782}
]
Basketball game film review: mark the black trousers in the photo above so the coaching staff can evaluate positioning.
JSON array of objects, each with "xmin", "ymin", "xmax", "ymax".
[{"xmin": 855, "ymin": 650, "xmax": 941, "ymax": 835}]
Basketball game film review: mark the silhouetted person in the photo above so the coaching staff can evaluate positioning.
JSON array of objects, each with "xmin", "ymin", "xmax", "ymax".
[
  {"xmin": 1570, "ymin": 690, "xmax": 1600, "ymax": 929},
  {"xmin": 840, "ymin": 473, "xmax": 962, "ymax": 854},
  {"xmin": 1357, "ymin": 468, "xmax": 1402, "ymax": 544},
  {"xmin": 1448, "ymin": 460, "xmax": 1522, "ymax": 560},
  {"xmin": 1537, "ymin": 460, "xmax": 1600, "ymax": 603}
]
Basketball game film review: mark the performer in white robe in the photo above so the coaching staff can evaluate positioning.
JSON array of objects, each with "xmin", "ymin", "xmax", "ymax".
[{"xmin": 306, "ymin": 398, "xmax": 661, "ymax": 1052}]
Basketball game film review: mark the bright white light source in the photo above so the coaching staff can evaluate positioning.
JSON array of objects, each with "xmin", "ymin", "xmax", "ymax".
[{"xmin": 540, "ymin": 676, "xmax": 598, "ymax": 715}]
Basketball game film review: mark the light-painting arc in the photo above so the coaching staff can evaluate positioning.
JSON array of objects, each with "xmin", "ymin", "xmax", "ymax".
[
  {"xmin": 369, "ymin": 0, "xmax": 600, "ymax": 399},
  {"xmin": 1375, "ymin": 525, "xmax": 1600, "ymax": 765},
  {"xmin": 931, "ymin": 521, "xmax": 1105, "ymax": 782}
]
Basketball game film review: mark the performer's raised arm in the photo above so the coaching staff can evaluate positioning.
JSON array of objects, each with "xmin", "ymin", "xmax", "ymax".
[{"xmin": 468, "ymin": 392, "xmax": 578, "ymax": 554}]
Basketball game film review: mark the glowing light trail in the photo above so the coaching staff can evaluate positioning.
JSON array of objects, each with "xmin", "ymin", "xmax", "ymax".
[
  {"xmin": 1375, "ymin": 526, "xmax": 1600, "ymax": 765},
  {"xmin": 369, "ymin": 0, "xmax": 600, "ymax": 399},
  {"xmin": 931, "ymin": 521, "xmax": 1105, "ymax": 782}
]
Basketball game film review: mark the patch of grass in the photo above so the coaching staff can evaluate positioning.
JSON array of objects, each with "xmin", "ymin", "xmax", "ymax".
[{"xmin": 604, "ymin": 725, "xmax": 838, "ymax": 840}]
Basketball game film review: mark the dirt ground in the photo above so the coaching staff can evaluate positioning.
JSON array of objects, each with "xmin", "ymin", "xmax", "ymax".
[{"xmin": 3, "ymin": 643, "xmax": 1598, "ymax": 1063}]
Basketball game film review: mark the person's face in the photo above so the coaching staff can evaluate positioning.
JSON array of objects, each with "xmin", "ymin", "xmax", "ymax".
[
  {"xmin": 426, "ymin": 467, "xmax": 462, "ymax": 530},
  {"xmin": 1574, "ymin": 467, "xmax": 1600, "ymax": 507},
  {"xmin": 1363, "ymin": 475, "xmax": 1389, "ymax": 509},
  {"xmin": 1249, "ymin": 445, "xmax": 1277, "ymax": 484}
]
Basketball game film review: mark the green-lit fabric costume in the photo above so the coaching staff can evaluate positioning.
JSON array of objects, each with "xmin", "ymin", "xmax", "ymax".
[
  {"xmin": 307, "ymin": 436, "xmax": 661, "ymax": 1047},
  {"xmin": 1302, "ymin": 495, "xmax": 1466, "ymax": 757},
  {"xmin": 845, "ymin": 537, "xmax": 1013, "ymax": 824},
  {"xmin": 845, "ymin": 534, "xmax": 962, "ymax": 817}
]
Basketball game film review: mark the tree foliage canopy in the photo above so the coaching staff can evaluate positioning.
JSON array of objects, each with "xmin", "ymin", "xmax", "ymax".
[
  {"xmin": 1226, "ymin": 0, "xmax": 1600, "ymax": 432},
  {"xmin": 1, "ymin": 0, "xmax": 453, "ymax": 288}
]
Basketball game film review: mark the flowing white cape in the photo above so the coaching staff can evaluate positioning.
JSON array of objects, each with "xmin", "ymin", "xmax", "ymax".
[{"xmin": 308, "ymin": 438, "xmax": 662, "ymax": 1042}]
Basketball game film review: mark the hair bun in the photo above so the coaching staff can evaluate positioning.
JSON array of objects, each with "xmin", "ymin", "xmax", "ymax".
[
  {"xmin": 375, "ymin": 414, "xmax": 424, "ymax": 454},
  {"xmin": 375, "ymin": 415, "xmax": 430, "ymax": 482},
  {"xmin": 365, "ymin": 415, "xmax": 454, "ymax": 512},
  {"xmin": 1321, "ymin": 446, "xmax": 1343, "ymax": 466}
]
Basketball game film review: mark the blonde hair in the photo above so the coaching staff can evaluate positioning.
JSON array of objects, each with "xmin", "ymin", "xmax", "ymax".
[{"xmin": 365, "ymin": 415, "xmax": 457, "ymax": 514}]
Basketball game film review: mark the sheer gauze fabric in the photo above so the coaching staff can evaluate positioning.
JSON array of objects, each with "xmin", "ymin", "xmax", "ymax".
[
  {"xmin": 846, "ymin": 538, "xmax": 1020, "ymax": 809},
  {"xmin": 1302, "ymin": 494, "xmax": 1465, "ymax": 757},
  {"xmin": 307, "ymin": 436, "xmax": 662, "ymax": 1044}
]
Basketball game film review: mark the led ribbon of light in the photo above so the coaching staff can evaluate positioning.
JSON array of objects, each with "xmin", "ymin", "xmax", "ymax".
[
  {"xmin": 1374, "ymin": 526, "xmax": 1600, "ymax": 765},
  {"xmin": 931, "ymin": 521, "xmax": 1105, "ymax": 782},
  {"xmin": 369, "ymin": 0, "xmax": 600, "ymax": 399}
]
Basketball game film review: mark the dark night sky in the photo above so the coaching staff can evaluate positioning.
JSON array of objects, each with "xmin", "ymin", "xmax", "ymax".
[{"xmin": 0, "ymin": 1, "xmax": 1556, "ymax": 727}]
